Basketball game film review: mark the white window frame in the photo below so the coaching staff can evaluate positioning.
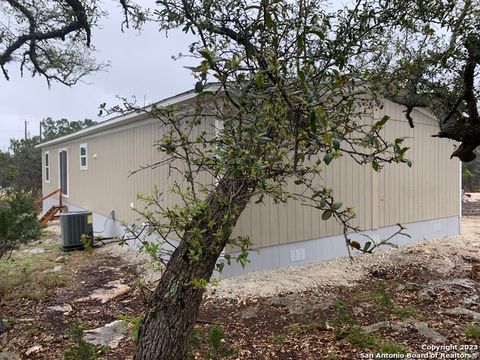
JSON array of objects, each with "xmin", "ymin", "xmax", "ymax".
[
  {"xmin": 44, "ymin": 151, "xmax": 50, "ymax": 183},
  {"xmin": 80, "ymin": 143, "xmax": 88, "ymax": 170}
]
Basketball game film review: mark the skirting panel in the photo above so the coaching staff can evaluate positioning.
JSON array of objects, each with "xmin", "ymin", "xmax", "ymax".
[{"xmin": 220, "ymin": 216, "xmax": 460, "ymax": 278}]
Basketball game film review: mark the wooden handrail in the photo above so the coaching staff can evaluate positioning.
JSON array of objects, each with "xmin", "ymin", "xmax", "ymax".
[{"xmin": 36, "ymin": 188, "xmax": 63, "ymax": 206}]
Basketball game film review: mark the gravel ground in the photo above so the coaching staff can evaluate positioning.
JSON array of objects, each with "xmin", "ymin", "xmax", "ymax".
[
  {"xmin": 210, "ymin": 228, "xmax": 479, "ymax": 300},
  {"xmin": 76, "ymin": 197, "xmax": 480, "ymax": 302},
  {"xmin": 462, "ymin": 191, "xmax": 480, "ymax": 215}
]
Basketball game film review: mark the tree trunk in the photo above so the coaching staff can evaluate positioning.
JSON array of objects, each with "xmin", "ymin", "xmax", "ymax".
[{"xmin": 134, "ymin": 177, "xmax": 253, "ymax": 360}]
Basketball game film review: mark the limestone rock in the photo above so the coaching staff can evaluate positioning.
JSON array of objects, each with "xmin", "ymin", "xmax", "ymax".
[
  {"xmin": 43, "ymin": 265, "xmax": 63, "ymax": 273},
  {"xmin": 418, "ymin": 288, "xmax": 435, "ymax": 302},
  {"xmin": 463, "ymin": 295, "xmax": 479, "ymax": 308},
  {"xmin": 22, "ymin": 248, "xmax": 45, "ymax": 254},
  {"xmin": 444, "ymin": 307, "xmax": 480, "ymax": 321},
  {"xmin": 267, "ymin": 294, "xmax": 333, "ymax": 315},
  {"xmin": 413, "ymin": 322, "xmax": 447, "ymax": 343},
  {"xmin": 25, "ymin": 345, "xmax": 42, "ymax": 356},
  {"xmin": 76, "ymin": 280, "xmax": 130, "ymax": 304},
  {"xmin": 364, "ymin": 321, "xmax": 446, "ymax": 343},
  {"xmin": 363, "ymin": 321, "xmax": 391, "ymax": 333},
  {"xmin": 427, "ymin": 257, "xmax": 455, "ymax": 275},
  {"xmin": 46, "ymin": 304, "xmax": 73, "ymax": 315},
  {"xmin": 470, "ymin": 264, "xmax": 480, "ymax": 281},
  {"xmin": 0, "ymin": 352, "xmax": 19, "ymax": 360},
  {"xmin": 418, "ymin": 278, "xmax": 475, "ymax": 302},
  {"xmin": 83, "ymin": 320, "xmax": 128, "ymax": 349},
  {"xmin": 240, "ymin": 307, "xmax": 258, "ymax": 319}
]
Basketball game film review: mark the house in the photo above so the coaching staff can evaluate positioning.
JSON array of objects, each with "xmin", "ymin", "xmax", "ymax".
[{"xmin": 37, "ymin": 87, "xmax": 461, "ymax": 278}]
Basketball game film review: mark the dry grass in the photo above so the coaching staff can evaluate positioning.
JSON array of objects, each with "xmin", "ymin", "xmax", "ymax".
[{"xmin": 0, "ymin": 238, "xmax": 72, "ymax": 303}]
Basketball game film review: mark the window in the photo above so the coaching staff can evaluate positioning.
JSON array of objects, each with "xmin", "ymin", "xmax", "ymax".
[
  {"xmin": 44, "ymin": 151, "xmax": 50, "ymax": 182},
  {"xmin": 80, "ymin": 144, "xmax": 88, "ymax": 170}
]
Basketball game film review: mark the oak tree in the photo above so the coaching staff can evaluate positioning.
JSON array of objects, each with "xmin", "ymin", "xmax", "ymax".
[
  {"xmin": 125, "ymin": 0, "xmax": 412, "ymax": 358},
  {"xmin": 0, "ymin": 0, "xmax": 143, "ymax": 85},
  {"xmin": 127, "ymin": 1, "xmax": 480, "ymax": 358},
  {"xmin": 3, "ymin": 1, "xmax": 480, "ymax": 359}
]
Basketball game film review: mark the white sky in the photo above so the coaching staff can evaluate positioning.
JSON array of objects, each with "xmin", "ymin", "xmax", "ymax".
[
  {"xmin": 0, "ymin": 1, "xmax": 194, "ymax": 151},
  {"xmin": 0, "ymin": 0, "xmax": 346, "ymax": 151}
]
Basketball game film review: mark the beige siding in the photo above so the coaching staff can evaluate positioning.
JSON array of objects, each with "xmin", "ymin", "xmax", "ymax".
[
  {"xmin": 376, "ymin": 100, "xmax": 459, "ymax": 227},
  {"xmin": 42, "ymin": 117, "xmax": 215, "ymax": 224},
  {"xmin": 233, "ymin": 150, "xmax": 375, "ymax": 248},
  {"xmin": 232, "ymin": 99, "xmax": 459, "ymax": 249},
  {"xmin": 42, "ymin": 98, "xmax": 460, "ymax": 250}
]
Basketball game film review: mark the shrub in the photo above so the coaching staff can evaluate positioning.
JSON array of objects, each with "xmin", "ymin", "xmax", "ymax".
[
  {"xmin": 207, "ymin": 325, "xmax": 225, "ymax": 350},
  {"xmin": 118, "ymin": 314, "xmax": 143, "ymax": 341},
  {"xmin": 377, "ymin": 340, "xmax": 407, "ymax": 354},
  {"xmin": 0, "ymin": 189, "xmax": 41, "ymax": 259},
  {"xmin": 189, "ymin": 327, "xmax": 203, "ymax": 348},
  {"xmin": 392, "ymin": 305, "xmax": 421, "ymax": 320},
  {"xmin": 63, "ymin": 325, "xmax": 97, "ymax": 360},
  {"xmin": 272, "ymin": 333, "xmax": 287, "ymax": 344},
  {"xmin": 348, "ymin": 326, "xmax": 379, "ymax": 349},
  {"xmin": 465, "ymin": 324, "xmax": 480, "ymax": 340}
]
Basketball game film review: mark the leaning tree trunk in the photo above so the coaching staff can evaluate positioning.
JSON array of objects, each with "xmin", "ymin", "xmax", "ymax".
[{"xmin": 134, "ymin": 176, "xmax": 253, "ymax": 360}]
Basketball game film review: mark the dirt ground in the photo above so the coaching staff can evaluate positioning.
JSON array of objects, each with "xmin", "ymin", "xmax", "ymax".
[{"xmin": 1, "ymin": 197, "xmax": 480, "ymax": 359}]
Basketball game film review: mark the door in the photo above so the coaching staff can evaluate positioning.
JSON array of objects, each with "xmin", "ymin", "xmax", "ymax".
[{"xmin": 59, "ymin": 150, "xmax": 68, "ymax": 197}]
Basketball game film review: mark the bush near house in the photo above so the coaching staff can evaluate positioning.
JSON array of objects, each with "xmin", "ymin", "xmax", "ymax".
[{"xmin": 0, "ymin": 188, "xmax": 41, "ymax": 259}]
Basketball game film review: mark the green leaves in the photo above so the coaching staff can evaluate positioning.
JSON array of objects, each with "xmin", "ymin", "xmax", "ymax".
[
  {"xmin": 309, "ymin": 110, "xmax": 317, "ymax": 134},
  {"xmin": 323, "ymin": 153, "xmax": 334, "ymax": 165},
  {"xmin": 255, "ymin": 72, "xmax": 265, "ymax": 88},
  {"xmin": 422, "ymin": 25, "xmax": 435, "ymax": 36},
  {"xmin": 0, "ymin": 189, "xmax": 41, "ymax": 259},
  {"xmin": 191, "ymin": 278, "xmax": 209, "ymax": 289},
  {"xmin": 321, "ymin": 201, "xmax": 342, "ymax": 221},
  {"xmin": 332, "ymin": 139, "xmax": 340, "ymax": 151},
  {"xmin": 198, "ymin": 48, "xmax": 213, "ymax": 62},
  {"xmin": 236, "ymin": 249, "xmax": 250, "ymax": 269},
  {"xmin": 195, "ymin": 81, "xmax": 204, "ymax": 93},
  {"xmin": 363, "ymin": 241, "xmax": 372, "ymax": 252},
  {"xmin": 321, "ymin": 210, "xmax": 333, "ymax": 220},
  {"xmin": 350, "ymin": 223, "xmax": 410, "ymax": 254},
  {"xmin": 331, "ymin": 201, "xmax": 342, "ymax": 210},
  {"xmin": 392, "ymin": 137, "xmax": 411, "ymax": 165},
  {"xmin": 373, "ymin": 115, "xmax": 389, "ymax": 130},
  {"xmin": 264, "ymin": 11, "xmax": 275, "ymax": 29}
]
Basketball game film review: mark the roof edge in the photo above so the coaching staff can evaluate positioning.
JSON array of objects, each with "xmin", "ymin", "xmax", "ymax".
[{"xmin": 36, "ymin": 83, "xmax": 222, "ymax": 149}]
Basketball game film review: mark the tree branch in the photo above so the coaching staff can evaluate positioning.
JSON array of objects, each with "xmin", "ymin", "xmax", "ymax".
[{"xmin": 1, "ymin": 0, "xmax": 94, "ymax": 84}]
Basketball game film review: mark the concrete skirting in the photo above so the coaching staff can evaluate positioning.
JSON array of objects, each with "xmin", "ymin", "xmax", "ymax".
[
  {"xmin": 44, "ymin": 198, "xmax": 459, "ymax": 279},
  {"xmin": 220, "ymin": 216, "xmax": 460, "ymax": 278}
]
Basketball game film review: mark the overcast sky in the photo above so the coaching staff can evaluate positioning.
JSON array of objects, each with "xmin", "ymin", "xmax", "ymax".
[{"xmin": 0, "ymin": 1, "xmax": 194, "ymax": 151}]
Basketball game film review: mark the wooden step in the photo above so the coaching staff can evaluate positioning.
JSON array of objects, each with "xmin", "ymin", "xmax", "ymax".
[{"xmin": 39, "ymin": 206, "xmax": 68, "ymax": 225}]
